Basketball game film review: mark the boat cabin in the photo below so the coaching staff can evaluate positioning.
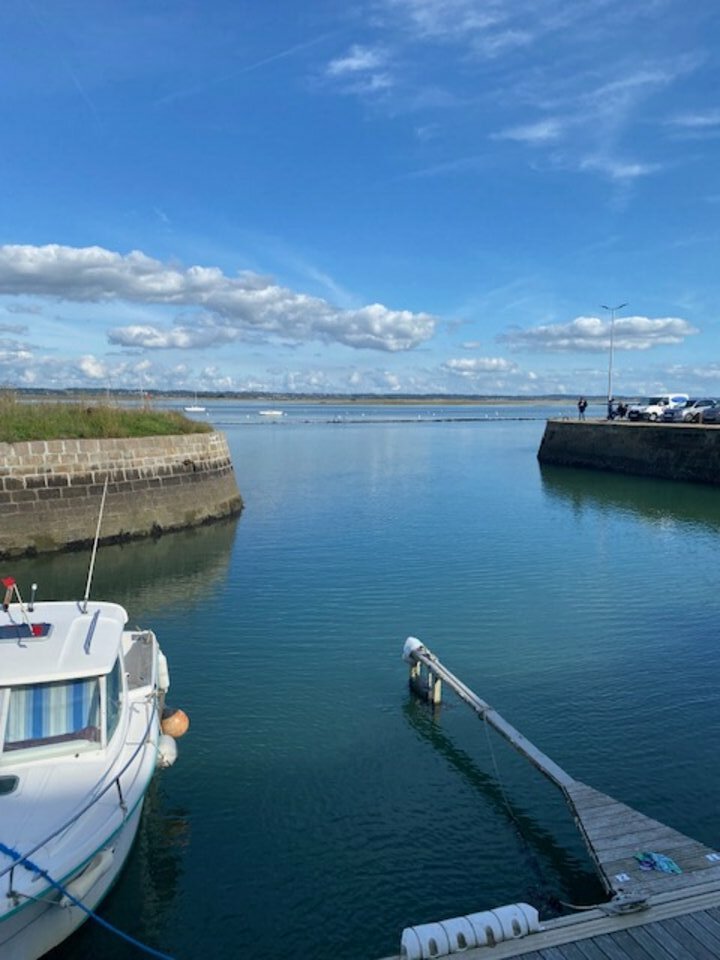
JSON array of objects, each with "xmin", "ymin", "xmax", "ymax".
[{"xmin": 0, "ymin": 602, "xmax": 129, "ymax": 766}]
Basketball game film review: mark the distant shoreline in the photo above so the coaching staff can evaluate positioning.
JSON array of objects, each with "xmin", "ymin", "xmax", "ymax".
[
  {"xmin": 267, "ymin": 396, "xmax": 578, "ymax": 406},
  {"xmin": 11, "ymin": 389, "xmax": 598, "ymax": 408}
]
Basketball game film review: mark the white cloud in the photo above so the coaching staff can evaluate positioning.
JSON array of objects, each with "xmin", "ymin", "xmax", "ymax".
[
  {"xmin": 493, "ymin": 118, "xmax": 564, "ymax": 143},
  {"xmin": 0, "ymin": 244, "xmax": 436, "ymax": 354},
  {"xmin": 442, "ymin": 356, "xmax": 519, "ymax": 376},
  {"xmin": 325, "ymin": 44, "xmax": 394, "ymax": 94},
  {"xmin": 381, "ymin": 0, "xmax": 516, "ymax": 46},
  {"xmin": 667, "ymin": 110, "xmax": 720, "ymax": 129},
  {"xmin": 327, "ymin": 45, "xmax": 387, "ymax": 76},
  {"xmin": 78, "ymin": 355, "xmax": 108, "ymax": 379},
  {"xmin": 578, "ymin": 155, "xmax": 661, "ymax": 181},
  {"xmin": 500, "ymin": 315, "xmax": 698, "ymax": 352},
  {"xmin": 0, "ymin": 341, "xmax": 33, "ymax": 365}
]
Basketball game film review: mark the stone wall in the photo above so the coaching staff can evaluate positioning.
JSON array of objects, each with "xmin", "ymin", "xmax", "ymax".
[
  {"xmin": 0, "ymin": 431, "xmax": 243, "ymax": 558},
  {"xmin": 537, "ymin": 419, "xmax": 720, "ymax": 485}
]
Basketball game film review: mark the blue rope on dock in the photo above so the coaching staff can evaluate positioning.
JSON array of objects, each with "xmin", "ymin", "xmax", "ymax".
[{"xmin": 0, "ymin": 842, "xmax": 177, "ymax": 960}]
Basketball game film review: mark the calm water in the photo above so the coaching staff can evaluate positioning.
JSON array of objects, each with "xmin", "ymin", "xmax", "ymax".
[{"xmin": 21, "ymin": 402, "xmax": 720, "ymax": 959}]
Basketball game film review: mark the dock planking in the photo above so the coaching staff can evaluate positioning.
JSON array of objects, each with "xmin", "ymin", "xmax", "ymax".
[{"xmin": 395, "ymin": 638, "xmax": 720, "ymax": 960}]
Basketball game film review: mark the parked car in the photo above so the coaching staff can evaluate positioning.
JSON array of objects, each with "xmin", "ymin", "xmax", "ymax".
[
  {"xmin": 701, "ymin": 404, "xmax": 720, "ymax": 424},
  {"xmin": 662, "ymin": 398, "xmax": 717, "ymax": 422},
  {"xmin": 627, "ymin": 394, "xmax": 689, "ymax": 421}
]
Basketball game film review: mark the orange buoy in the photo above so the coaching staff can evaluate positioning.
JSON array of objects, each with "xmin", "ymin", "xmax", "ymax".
[{"xmin": 161, "ymin": 707, "xmax": 190, "ymax": 738}]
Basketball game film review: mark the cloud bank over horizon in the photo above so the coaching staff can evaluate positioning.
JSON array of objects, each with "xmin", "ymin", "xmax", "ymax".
[
  {"xmin": 0, "ymin": 242, "xmax": 709, "ymax": 397},
  {"xmin": 0, "ymin": 244, "xmax": 436, "ymax": 354}
]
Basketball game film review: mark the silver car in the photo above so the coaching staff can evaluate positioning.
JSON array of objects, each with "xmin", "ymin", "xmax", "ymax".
[{"xmin": 662, "ymin": 398, "xmax": 717, "ymax": 423}]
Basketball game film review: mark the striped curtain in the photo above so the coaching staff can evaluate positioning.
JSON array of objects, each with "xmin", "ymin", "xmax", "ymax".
[{"xmin": 5, "ymin": 678, "xmax": 100, "ymax": 749}]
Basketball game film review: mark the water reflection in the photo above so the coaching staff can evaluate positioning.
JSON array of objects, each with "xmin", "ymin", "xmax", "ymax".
[
  {"xmin": 5, "ymin": 516, "xmax": 240, "ymax": 616},
  {"xmin": 403, "ymin": 698, "xmax": 604, "ymax": 914},
  {"xmin": 539, "ymin": 464, "xmax": 720, "ymax": 532}
]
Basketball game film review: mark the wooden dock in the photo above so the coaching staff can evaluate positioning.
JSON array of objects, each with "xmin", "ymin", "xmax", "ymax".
[{"xmin": 391, "ymin": 638, "xmax": 720, "ymax": 960}]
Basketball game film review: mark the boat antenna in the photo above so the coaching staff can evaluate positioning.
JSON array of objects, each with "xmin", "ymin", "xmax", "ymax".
[
  {"xmin": 82, "ymin": 474, "xmax": 109, "ymax": 614},
  {"xmin": 2, "ymin": 577, "xmax": 34, "ymax": 632}
]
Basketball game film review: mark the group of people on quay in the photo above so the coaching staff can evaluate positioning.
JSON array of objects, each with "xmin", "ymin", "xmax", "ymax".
[{"xmin": 577, "ymin": 397, "xmax": 628, "ymax": 420}]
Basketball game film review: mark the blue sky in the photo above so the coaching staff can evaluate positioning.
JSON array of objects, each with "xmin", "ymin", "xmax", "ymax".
[{"xmin": 1, "ymin": 0, "xmax": 719, "ymax": 396}]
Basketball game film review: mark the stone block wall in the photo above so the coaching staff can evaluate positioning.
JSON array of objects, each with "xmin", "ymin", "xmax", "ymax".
[
  {"xmin": 537, "ymin": 419, "xmax": 720, "ymax": 485},
  {"xmin": 0, "ymin": 431, "xmax": 243, "ymax": 558}
]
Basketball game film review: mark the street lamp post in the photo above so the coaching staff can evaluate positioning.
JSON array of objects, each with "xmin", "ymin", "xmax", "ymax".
[{"xmin": 601, "ymin": 302, "xmax": 627, "ymax": 418}]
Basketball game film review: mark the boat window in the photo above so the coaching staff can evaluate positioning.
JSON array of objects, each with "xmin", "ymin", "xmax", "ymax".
[
  {"xmin": 106, "ymin": 657, "xmax": 123, "ymax": 742},
  {"xmin": 1, "ymin": 677, "xmax": 100, "ymax": 761}
]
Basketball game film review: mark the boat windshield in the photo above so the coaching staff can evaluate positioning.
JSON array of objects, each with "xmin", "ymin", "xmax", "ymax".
[{"xmin": 0, "ymin": 677, "xmax": 101, "ymax": 762}]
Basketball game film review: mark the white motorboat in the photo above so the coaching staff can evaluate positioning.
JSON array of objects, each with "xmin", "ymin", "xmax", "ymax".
[
  {"xmin": 0, "ymin": 577, "xmax": 187, "ymax": 959},
  {"xmin": 258, "ymin": 409, "xmax": 283, "ymax": 417}
]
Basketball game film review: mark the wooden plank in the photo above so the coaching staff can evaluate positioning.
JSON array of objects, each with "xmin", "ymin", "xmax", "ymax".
[
  {"xmin": 645, "ymin": 916, "xmax": 719, "ymax": 960},
  {"xmin": 543, "ymin": 943, "xmax": 596, "ymax": 960},
  {"xmin": 534, "ymin": 948, "xmax": 578, "ymax": 959},
  {"xmin": 673, "ymin": 912, "xmax": 720, "ymax": 954},
  {"xmin": 589, "ymin": 826, "xmax": 685, "ymax": 854},
  {"xmin": 578, "ymin": 812, "xmax": 688, "ymax": 842},
  {"xmin": 623, "ymin": 925, "xmax": 679, "ymax": 960},
  {"xmin": 565, "ymin": 787, "xmax": 621, "ymax": 813},
  {"xmin": 582, "ymin": 934, "xmax": 638, "ymax": 960},
  {"xmin": 689, "ymin": 907, "xmax": 720, "ymax": 941},
  {"xmin": 569, "ymin": 939, "xmax": 616, "ymax": 960}
]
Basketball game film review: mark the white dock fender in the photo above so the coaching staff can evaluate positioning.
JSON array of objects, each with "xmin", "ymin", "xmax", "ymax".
[
  {"xmin": 401, "ymin": 903, "xmax": 538, "ymax": 957},
  {"xmin": 401, "ymin": 921, "xmax": 450, "ymax": 959},
  {"xmin": 400, "ymin": 927, "xmax": 423, "ymax": 960},
  {"xmin": 157, "ymin": 651, "xmax": 170, "ymax": 692},
  {"xmin": 156, "ymin": 733, "xmax": 178, "ymax": 768},
  {"xmin": 439, "ymin": 916, "xmax": 475, "ymax": 951},
  {"xmin": 60, "ymin": 849, "xmax": 115, "ymax": 907},
  {"xmin": 465, "ymin": 909, "xmax": 504, "ymax": 947},
  {"xmin": 403, "ymin": 636, "xmax": 425, "ymax": 663},
  {"xmin": 491, "ymin": 904, "xmax": 530, "ymax": 939},
  {"xmin": 516, "ymin": 903, "xmax": 540, "ymax": 933}
]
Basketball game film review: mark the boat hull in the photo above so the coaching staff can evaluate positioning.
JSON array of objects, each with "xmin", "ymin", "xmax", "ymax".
[{"xmin": 0, "ymin": 799, "xmax": 144, "ymax": 960}]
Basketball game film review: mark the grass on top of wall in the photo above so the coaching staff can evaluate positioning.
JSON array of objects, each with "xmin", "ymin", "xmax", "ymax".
[{"xmin": 0, "ymin": 395, "xmax": 213, "ymax": 443}]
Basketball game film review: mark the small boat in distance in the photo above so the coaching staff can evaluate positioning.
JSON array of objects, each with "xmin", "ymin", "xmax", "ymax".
[
  {"xmin": 184, "ymin": 392, "xmax": 206, "ymax": 413},
  {"xmin": 0, "ymin": 576, "xmax": 188, "ymax": 959},
  {"xmin": 259, "ymin": 409, "xmax": 284, "ymax": 417}
]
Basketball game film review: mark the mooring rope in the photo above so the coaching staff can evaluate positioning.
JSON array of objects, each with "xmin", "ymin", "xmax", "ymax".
[{"xmin": 0, "ymin": 841, "xmax": 176, "ymax": 960}]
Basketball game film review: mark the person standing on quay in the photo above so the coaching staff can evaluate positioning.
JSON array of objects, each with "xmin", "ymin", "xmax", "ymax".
[{"xmin": 578, "ymin": 397, "xmax": 588, "ymax": 420}]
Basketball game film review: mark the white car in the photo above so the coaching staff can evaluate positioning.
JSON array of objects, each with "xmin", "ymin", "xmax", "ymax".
[{"xmin": 627, "ymin": 393, "xmax": 689, "ymax": 421}]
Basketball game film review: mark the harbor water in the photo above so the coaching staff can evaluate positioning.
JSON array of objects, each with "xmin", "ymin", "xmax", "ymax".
[{"xmin": 24, "ymin": 401, "xmax": 720, "ymax": 960}]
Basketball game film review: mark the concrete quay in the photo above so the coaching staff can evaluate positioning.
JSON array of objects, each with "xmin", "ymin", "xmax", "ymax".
[{"xmin": 537, "ymin": 419, "xmax": 720, "ymax": 485}]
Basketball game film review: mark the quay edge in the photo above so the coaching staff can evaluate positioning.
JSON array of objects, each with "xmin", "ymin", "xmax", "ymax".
[
  {"xmin": 0, "ymin": 430, "xmax": 243, "ymax": 559},
  {"xmin": 537, "ymin": 419, "xmax": 720, "ymax": 485}
]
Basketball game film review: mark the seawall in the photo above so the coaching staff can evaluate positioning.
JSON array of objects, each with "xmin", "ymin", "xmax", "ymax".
[
  {"xmin": 537, "ymin": 419, "xmax": 720, "ymax": 485},
  {"xmin": 0, "ymin": 430, "xmax": 243, "ymax": 559}
]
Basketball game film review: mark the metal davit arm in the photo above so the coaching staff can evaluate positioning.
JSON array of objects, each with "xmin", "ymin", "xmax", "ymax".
[{"xmin": 403, "ymin": 637, "xmax": 576, "ymax": 791}]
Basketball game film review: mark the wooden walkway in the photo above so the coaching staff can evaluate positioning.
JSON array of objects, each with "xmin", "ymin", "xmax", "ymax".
[
  {"xmin": 392, "ymin": 638, "xmax": 720, "ymax": 959},
  {"xmin": 430, "ymin": 882, "xmax": 720, "ymax": 959}
]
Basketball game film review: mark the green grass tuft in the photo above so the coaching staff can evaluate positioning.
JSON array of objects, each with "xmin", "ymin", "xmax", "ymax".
[{"xmin": 0, "ymin": 394, "xmax": 213, "ymax": 443}]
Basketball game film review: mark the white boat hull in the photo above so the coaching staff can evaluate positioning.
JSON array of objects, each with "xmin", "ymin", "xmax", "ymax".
[{"xmin": 0, "ymin": 800, "xmax": 144, "ymax": 960}]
